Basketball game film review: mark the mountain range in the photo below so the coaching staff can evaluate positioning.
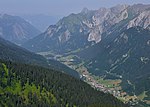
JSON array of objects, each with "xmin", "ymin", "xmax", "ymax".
[
  {"xmin": 21, "ymin": 4, "xmax": 150, "ymax": 107},
  {"xmin": 0, "ymin": 14, "xmax": 127, "ymax": 107},
  {"xmin": 23, "ymin": 4, "xmax": 150, "ymax": 54},
  {"xmin": 0, "ymin": 3, "xmax": 150, "ymax": 107},
  {"xmin": 0, "ymin": 14, "xmax": 41, "ymax": 44}
]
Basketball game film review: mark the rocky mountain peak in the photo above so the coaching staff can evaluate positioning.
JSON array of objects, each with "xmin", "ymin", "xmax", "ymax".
[
  {"xmin": 81, "ymin": 7, "xmax": 89, "ymax": 14},
  {"xmin": 127, "ymin": 9, "xmax": 150, "ymax": 29},
  {"xmin": 23, "ymin": 4, "xmax": 150, "ymax": 54},
  {"xmin": 128, "ymin": 3, "xmax": 150, "ymax": 13},
  {"xmin": 110, "ymin": 4, "xmax": 129, "ymax": 14}
]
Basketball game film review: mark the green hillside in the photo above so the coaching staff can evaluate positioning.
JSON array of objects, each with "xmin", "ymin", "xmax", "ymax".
[
  {"xmin": 0, "ymin": 60, "xmax": 127, "ymax": 107},
  {"xmin": 0, "ymin": 37, "xmax": 80, "ymax": 78}
]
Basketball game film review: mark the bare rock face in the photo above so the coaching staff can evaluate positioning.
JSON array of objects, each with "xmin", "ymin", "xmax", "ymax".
[
  {"xmin": 45, "ymin": 25, "xmax": 57, "ymax": 38},
  {"xmin": 44, "ymin": 4, "xmax": 150, "ymax": 44},
  {"xmin": 84, "ymin": 4, "xmax": 129, "ymax": 43},
  {"xmin": 127, "ymin": 10, "xmax": 150, "ymax": 29},
  {"xmin": 44, "ymin": 4, "xmax": 130, "ymax": 44},
  {"xmin": 23, "ymin": 4, "xmax": 150, "ymax": 53},
  {"xmin": 88, "ymin": 28, "xmax": 101, "ymax": 43},
  {"xmin": 58, "ymin": 30, "xmax": 71, "ymax": 43}
]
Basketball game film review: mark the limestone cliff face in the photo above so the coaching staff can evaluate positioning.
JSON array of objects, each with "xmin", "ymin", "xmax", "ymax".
[
  {"xmin": 127, "ymin": 10, "xmax": 150, "ymax": 29},
  {"xmin": 23, "ymin": 4, "xmax": 150, "ymax": 53},
  {"xmin": 44, "ymin": 4, "xmax": 150, "ymax": 44},
  {"xmin": 43, "ymin": 4, "xmax": 130, "ymax": 44},
  {"xmin": 86, "ymin": 4, "xmax": 129, "ymax": 43}
]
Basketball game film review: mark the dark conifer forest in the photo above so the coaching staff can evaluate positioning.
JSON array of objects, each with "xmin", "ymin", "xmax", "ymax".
[{"xmin": 0, "ymin": 60, "xmax": 127, "ymax": 107}]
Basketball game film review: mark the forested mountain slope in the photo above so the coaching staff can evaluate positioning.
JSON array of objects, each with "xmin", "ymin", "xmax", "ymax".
[
  {"xmin": 0, "ymin": 37, "xmax": 80, "ymax": 78},
  {"xmin": 80, "ymin": 27, "xmax": 150, "ymax": 107},
  {"xmin": 0, "ymin": 37, "xmax": 47, "ymax": 66},
  {"xmin": 0, "ymin": 60, "xmax": 128, "ymax": 107}
]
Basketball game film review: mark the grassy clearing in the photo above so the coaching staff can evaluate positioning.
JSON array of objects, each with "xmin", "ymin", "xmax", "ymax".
[{"xmin": 93, "ymin": 76, "xmax": 121, "ymax": 87}]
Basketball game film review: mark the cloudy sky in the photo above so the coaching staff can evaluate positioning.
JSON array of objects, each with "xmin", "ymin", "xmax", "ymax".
[{"xmin": 0, "ymin": 0, "xmax": 150, "ymax": 16}]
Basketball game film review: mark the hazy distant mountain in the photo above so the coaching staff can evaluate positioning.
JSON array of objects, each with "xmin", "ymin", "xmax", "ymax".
[
  {"xmin": 22, "ymin": 14, "xmax": 61, "ymax": 31},
  {"xmin": 0, "ymin": 14, "xmax": 41, "ymax": 44},
  {"xmin": 23, "ymin": 4, "xmax": 150, "ymax": 54}
]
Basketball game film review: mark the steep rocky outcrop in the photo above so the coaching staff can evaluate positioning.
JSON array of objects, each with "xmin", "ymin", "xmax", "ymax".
[
  {"xmin": 127, "ymin": 9, "xmax": 150, "ymax": 29},
  {"xmin": 23, "ymin": 4, "xmax": 150, "ymax": 54}
]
